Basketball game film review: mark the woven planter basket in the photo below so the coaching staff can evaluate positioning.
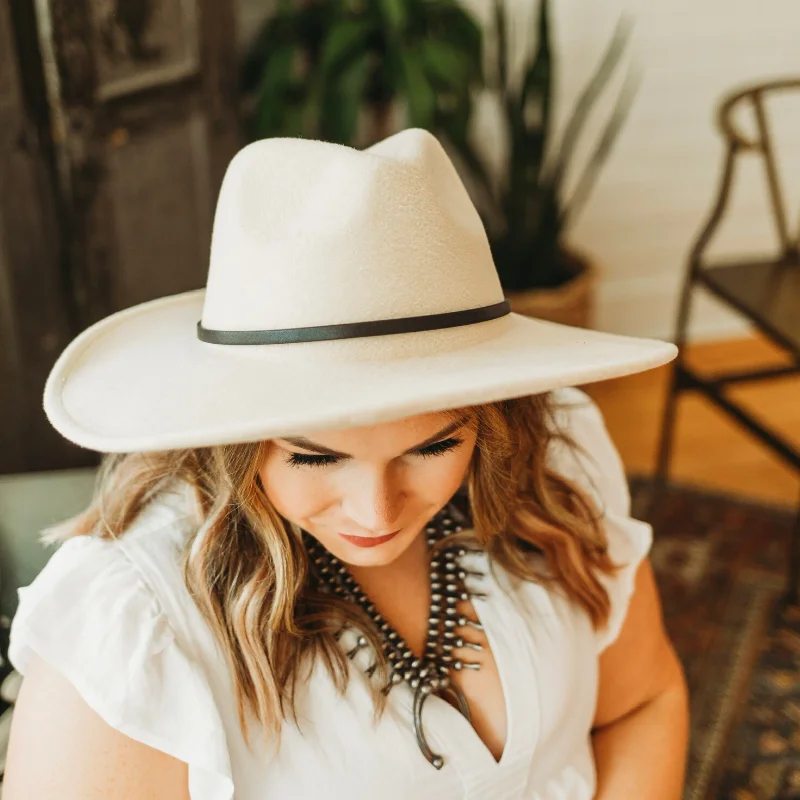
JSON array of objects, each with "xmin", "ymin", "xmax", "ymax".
[{"xmin": 504, "ymin": 249, "xmax": 596, "ymax": 329}]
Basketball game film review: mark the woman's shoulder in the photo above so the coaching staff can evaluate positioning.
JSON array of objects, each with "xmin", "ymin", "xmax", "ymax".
[
  {"xmin": 547, "ymin": 386, "xmax": 629, "ymax": 517},
  {"xmin": 8, "ymin": 482, "xmax": 234, "ymax": 797},
  {"xmin": 543, "ymin": 386, "xmax": 653, "ymax": 655}
]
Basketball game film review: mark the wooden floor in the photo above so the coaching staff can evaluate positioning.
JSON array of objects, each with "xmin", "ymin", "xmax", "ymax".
[{"xmin": 581, "ymin": 334, "xmax": 800, "ymax": 509}]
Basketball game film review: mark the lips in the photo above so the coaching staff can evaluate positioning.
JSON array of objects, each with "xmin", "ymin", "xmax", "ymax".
[{"xmin": 338, "ymin": 530, "xmax": 400, "ymax": 548}]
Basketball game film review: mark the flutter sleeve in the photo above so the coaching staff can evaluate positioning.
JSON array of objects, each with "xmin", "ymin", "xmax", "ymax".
[
  {"xmin": 8, "ymin": 534, "xmax": 233, "ymax": 800},
  {"xmin": 548, "ymin": 387, "xmax": 654, "ymax": 655}
]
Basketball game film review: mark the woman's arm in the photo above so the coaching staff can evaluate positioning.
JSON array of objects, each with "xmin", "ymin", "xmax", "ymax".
[
  {"xmin": 591, "ymin": 558, "xmax": 690, "ymax": 799},
  {"xmin": 4, "ymin": 654, "xmax": 191, "ymax": 800}
]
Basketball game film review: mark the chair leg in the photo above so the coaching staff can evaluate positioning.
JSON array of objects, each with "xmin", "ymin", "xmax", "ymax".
[
  {"xmin": 786, "ymin": 492, "xmax": 800, "ymax": 607},
  {"xmin": 649, "ymin": 274, "xmax": 695, "ymax": 519},
  {"xmin": 649, "ymin": 365, "xmax": 680, "ymax": 519}
]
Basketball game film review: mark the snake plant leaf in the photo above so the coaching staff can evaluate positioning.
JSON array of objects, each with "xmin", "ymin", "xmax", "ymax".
[
  {"xmin": 491, "ymin": 0, "xmax": 508, "ymax": 95},
  {"xmin": 562, "ymin": 66, "xmax": 640, "ymax": 228},
  {"xmin": 517, "ymin": 0, "xmax": 551, "ymax": 178},
  {"xmin": 547, "ymin": 16, "xmax": 633, "ymax": 187}
]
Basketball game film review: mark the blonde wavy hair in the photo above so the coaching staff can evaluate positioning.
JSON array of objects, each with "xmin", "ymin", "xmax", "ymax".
[{"xmin": 45, "ymin": 391, "xmax": 620, "ymax": 747}]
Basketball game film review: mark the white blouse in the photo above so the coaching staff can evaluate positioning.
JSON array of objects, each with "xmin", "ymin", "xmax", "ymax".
[{"xmin": 9, "ymin": 387, "xmax": 652, "ymax": 800}]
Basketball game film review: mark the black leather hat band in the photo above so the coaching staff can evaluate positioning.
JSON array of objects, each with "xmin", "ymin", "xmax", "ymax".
[{"xmin": 197, "ymin": 300, "xmax": 511, "ymax": 346}]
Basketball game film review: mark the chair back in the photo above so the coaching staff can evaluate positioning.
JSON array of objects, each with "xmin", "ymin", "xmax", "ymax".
[{"xmin": 716, "ymin": 79, "xmax": 800, "ymax": 257}]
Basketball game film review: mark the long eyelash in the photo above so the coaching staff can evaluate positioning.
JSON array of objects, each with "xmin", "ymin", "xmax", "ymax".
[
  {"xmin": 415, "ymin": 436, "xmax": 464, "ymax": 458},
  {"xmin": 285, "ymin": 453, "xmax": 339, "ymax": 469},
  {"xmin": 284, "ymin": 436, "xmax": 464, "ymax": 469}
]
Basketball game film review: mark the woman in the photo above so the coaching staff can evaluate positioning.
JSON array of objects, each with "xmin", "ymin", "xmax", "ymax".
[{"xmin": 4, "ymin": 129, "xmax": 688, "ymax": 799}]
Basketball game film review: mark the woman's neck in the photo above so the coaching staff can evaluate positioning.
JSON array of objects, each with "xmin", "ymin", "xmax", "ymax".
[{"xmin": 346, "ymin": 527, "xmax": 432, "ymax": 655}]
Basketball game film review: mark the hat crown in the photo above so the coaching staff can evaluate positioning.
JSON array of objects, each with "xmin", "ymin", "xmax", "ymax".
[{"xmin": 201, "ymin": 129, "xmax": 504, "ymax": 332}]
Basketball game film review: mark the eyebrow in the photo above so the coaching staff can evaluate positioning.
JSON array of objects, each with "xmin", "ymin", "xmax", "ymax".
[{"xmin": 279, "ymin": 414, "xmax": 472, "ymax": 459}]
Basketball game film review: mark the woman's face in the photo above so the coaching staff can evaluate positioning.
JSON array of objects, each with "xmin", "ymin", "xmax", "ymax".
[{"xmin": 257, "ymin": 411, "xmax": 477, "ymax": 567}]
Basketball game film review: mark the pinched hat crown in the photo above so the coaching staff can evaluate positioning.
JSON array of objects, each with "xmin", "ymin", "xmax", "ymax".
[{"xmin": 200, "ymin": 129, "xmax": 505, "ymax": 336}]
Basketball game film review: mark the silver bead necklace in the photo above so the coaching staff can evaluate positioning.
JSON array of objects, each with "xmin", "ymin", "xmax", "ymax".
[{"xmin": 305, "ymin": 504, "xmax": 488, "ymax": 769}]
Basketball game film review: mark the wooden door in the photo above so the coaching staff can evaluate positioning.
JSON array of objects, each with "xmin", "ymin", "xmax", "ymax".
[
  {"xmin": 0, "ymin": 0, "xmax": 78, "ymax": 473},
  {"xmin": 0, "ymin": 0, "xmax": 239, "ymax": 473}
]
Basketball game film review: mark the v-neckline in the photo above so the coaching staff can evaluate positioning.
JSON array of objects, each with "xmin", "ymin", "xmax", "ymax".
[
  {"xmin": 427, "ymin": 569, "xmax": 511, "ymax": 766},
  {"xmin": 392, "ymin": 548, "xmax": 540, "ymax": 790}
]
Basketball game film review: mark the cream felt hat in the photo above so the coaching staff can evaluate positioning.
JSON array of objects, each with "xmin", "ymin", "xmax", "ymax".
[{"xmin": 44, "ymin": 128, "xmax": 676, "ymax": 453}]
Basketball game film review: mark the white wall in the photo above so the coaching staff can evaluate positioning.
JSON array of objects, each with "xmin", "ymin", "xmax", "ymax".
[{"xmin": 465, "ymin": 0, "xmax": 800, "ymax": 340}]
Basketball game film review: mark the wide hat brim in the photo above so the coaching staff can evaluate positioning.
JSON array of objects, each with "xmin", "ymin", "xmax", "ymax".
[{"xmin": 44, "ymin": 288, "xmax": 677, "ymax": 454}]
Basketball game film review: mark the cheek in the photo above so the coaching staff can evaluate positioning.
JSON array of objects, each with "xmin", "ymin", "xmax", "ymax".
[
  {"xmin": 404, "ymin": 444, "xmax": 475, "ymax": 505},
  {"xmin": 258, "ymin": 458, "xmax": 334, "ymax": 523}
]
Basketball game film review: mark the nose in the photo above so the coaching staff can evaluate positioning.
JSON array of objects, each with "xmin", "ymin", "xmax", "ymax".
[{"xmin": 341, "ymin": 468, "xmax": 405, "ymax": 534}]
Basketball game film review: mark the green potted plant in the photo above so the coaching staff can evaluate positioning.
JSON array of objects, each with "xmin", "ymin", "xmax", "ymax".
[
  {"xmin": 240, "ymin": 0, "xmax": 483, "ymax": 149},
  {"xmin": 459, "ymin": 0, "xmax": 638, "ymax": 328}
]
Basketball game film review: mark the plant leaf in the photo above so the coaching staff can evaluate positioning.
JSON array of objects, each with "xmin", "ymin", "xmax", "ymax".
[
  {"xmin": 241, "ymin": 12, "xmax": 295, "ymax": 93},
  {"xmin": 419, "ymin": 2, "xmax": 483, "ymax": 82},
  {"xmin": 547, "ymin": 15, "xmax": 633, "ymax": 185},
  {"xmin": 561, "ymin": 66, "xmax": 640, "ymax": 228},
  {"xmin": 417, "ymin": 39, "xmax": 469, "ymax": 92},
  {"xmin": 323, "ymin": 54, "xmax": 370, "ymax": 143},
  {"xmin": 252, "ymin": 43, "xmax": 298, "ymax": 138},
  {"xmin": 492, "ymin": 0, "xmax": 508, "ymax": 94},
  {"xmin": 320, "ymin": 17, "xmax": 372, "ymax": 74},
  {"xmin": 399, "ymin": 51, "xmax": 437, "ymax": 127},
  {"xmin": 515, "ymin": 0, "xmax": 552, "ymax": 184},
  {"xmin": 377, "ymin": 0, "xmax": 407, "ymax": 34}
]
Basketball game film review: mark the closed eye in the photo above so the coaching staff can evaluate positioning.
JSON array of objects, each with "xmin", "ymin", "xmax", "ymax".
[
  {"xmin": 284, "ymin": 437, "xmax": 464, "ymax": 469},
  {"xmin": 414, "ymin": 436, "xmax": 464, "ymax": 459}
]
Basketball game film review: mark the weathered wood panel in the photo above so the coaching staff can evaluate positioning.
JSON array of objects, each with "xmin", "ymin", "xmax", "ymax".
[
  {"xmin": 0, "ymin": 0, "xmax": 238, "ymax": 472},
  {"xmin": 0, "ymin": 0, "xmax": 92, "ymax": 473}
]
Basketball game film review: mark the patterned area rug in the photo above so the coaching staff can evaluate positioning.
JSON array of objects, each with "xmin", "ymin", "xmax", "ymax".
[{"xmin": 629, "ymin": 477, "xmax": 799, "ymax": 800}]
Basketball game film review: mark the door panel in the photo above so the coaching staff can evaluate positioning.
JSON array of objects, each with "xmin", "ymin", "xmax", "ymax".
[{"xmin": 0, "ymin": 0, "xmax": 239, "ymax": 472}]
